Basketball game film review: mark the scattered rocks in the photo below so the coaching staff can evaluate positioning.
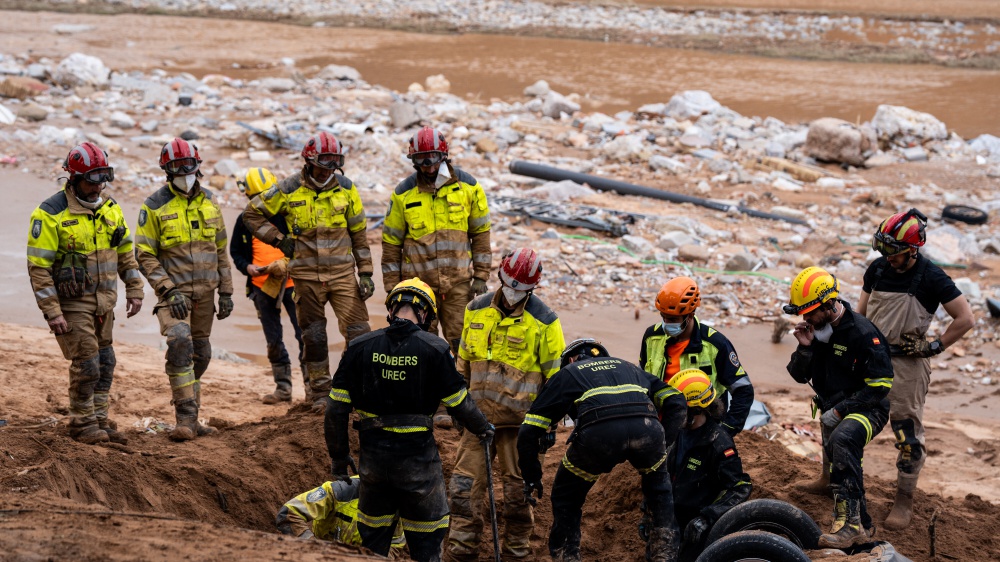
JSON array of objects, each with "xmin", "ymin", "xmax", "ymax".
[
  {"xmin": 389, "ymin": 101, "xmax": 421, "ymax": 129},
  {"xmin": 257, "ymin": 77, "xmax": 297, "ymax": 93},
  {"xmin": 872, "ymin": 104, "xmax": 948, "ymax": 148},
  {"xmin": 316, "ymin": 64, "xmax": 361, "ymax": 82},
  {"xmin": 678, "ymin": 244, "xmax": 711, "ymax": 262},
  {"xmin": 664, "ymin": 91, "xmax": 722, "ymax": 120},
  {"xmin": 425, "ymin": 74, "xmax": 450, "ymax": 94},
  {"xmin": 805, "ymin": 117, "xmax": 876, "ymax": 166},
  {"xmin": 541, "ymin": 91, "xmax": 579, "ymax": 119},
  {"xmin": 523, "ymin": 80, "xmax": 550, "ymax": 97},
  {"xmin": 109, "ymin": 111, "xmax": 136, "ymax": 129},
  {"xmin": 52, "ymin": 53, "xmax": 110, "ymax": 88},
  {"xmin": 725, "ymin": 253, "xmax": 755, "ymax": 272},
  {"xmin": 17, "ymin": 103, "xmax": 49, "ymax": 122}
]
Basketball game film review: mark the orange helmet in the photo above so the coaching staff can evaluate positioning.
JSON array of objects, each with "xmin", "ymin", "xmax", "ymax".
[{"xmin": 655, "ymin": 277, "xmax": 701, "ymax": 316}]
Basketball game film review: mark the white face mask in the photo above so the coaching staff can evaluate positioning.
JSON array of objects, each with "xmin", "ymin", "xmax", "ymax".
[
  {"xmin": 434, "ymin": 163, "xmax": 452, "ymax": 189},
  {"xmin": 77, "ymin": 194, "xmax": 104, "ymax": 210},
  {"xmin": 502, "ymin": 286, "xmax": 528, "ymax": 305},
  {"xmin": 172, "ymin": 174, "xmax": 197, "ymax": 192},
  {"xmin": 813, "ymin": 323, "xmax": 834, "ymax": 343}
]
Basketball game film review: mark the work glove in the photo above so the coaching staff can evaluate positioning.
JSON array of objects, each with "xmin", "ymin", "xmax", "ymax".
[
  {"xmin": 470, "ymin": 278, "xmax": 488, "ymax": 297},
  {"xmin": 478, "ymin": 423, "xmax": 496, "ymax": 445},
  {"xmin": 163, "ymin": 288, "xmax": 191, "ymax": 320},
  {"xmin": 539, "ymin": 429, "xmax": 557, "ymax": 454},
  {"xmin": 217, "ymin": 293, "xmax": 234, "ymax": 320},
  {"xmin": 900, "ymin": 334, "xmax": 943, "ymax": 358},
  {"xmin": 358, "ymin": 273, "xmax": 375, "ymax": 301},
  {"xmin": 820, "ymin": 408, "xmax": 841, "ymax": 430},
  {"xmin": 683, "ymin": 516, "xmax": 710, "ymax": 546},
  {"xmin": 276, "ymin": 236, "xmax": 295, "ymax": 258},
  {"xmin": 331, "ymin": 456, "xmax": 357, "ymax": 483},
  {"xmin": 524, "ymin": 480, "xmax": 544, "ymax": 506}
]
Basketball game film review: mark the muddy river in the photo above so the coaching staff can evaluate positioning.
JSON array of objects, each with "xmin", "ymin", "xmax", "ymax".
[{"xmin": 2, "ymin": 10, "xmax": 999, "ymax": 137}]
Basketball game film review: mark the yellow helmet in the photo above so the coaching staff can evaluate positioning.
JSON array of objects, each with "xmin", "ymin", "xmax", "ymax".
[
  {"xmin": 239, "ymin": 167, "xmax": 278, "ymax": 198},
  {"xmin": 386, "ymin": 278, "xmax": 438, "ymax": 318},
  {"xmin": 784, "ymin": 266, "xmax": 839, "ymax": 316},
  {"xmin": 668, "ymin": 369, "xmax": 716, "ymax": 409}
]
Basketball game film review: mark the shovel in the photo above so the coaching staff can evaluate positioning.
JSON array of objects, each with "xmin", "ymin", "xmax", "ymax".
[{"xmin": 483, "ymin": 435, "xmax": 502, "ymax": 562}]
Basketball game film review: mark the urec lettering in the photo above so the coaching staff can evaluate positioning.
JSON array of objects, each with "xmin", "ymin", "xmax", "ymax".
[
  {"xmin": 372, "ymin": 353, "xmax": 418, "ymax": 366},
  {"xmin": 382, "ymin": 369, "xmax": 406, "ymax": 381}
]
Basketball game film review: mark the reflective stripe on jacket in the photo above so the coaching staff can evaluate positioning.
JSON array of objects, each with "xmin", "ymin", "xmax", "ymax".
[
  {"xmin": 381, "ymin": 165, "xmax": 491, "ymax": 293},
  {"xmin": 243, "ymin": 170, "xmax": 371, "ymax": 283},
  {"xmin": 457, "ymin": 291, "xmax": 565, "ymax": 426},
  {"xmin": 27, "ymin": 187, "xmax": 143, "ymax": 318},
  {"xmin": 275, "ymin": 478, "xmax": 405, "ymax": 547},
  {"xmin": 134, "ymin": 184, "xmax": 234, "ymax": 300}
]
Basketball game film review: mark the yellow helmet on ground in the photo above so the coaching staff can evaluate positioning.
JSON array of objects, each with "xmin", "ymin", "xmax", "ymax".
[
  {"xmin": 784, "ymin": 266, "xmax": 839, "ymax": 316},
  {"xmin": 239, "ymin": 167, "xmax": 278, "ymax": 198},
  {"xmin": 386, "ymin": 278, "xmax": 438, "ymax": 318},
  {"xmin": 668, "ymin": 369, "xmax": 716, "ymax": 408}
]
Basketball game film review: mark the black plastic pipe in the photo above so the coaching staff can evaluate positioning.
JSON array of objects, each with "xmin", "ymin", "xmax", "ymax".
[{"xmin": 508, "ymin": 160, "xmax": 809, "ymax": 226}]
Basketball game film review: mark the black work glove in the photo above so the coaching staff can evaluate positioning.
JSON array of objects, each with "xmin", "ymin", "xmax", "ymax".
[
  {"xmin": 216, "ymin": 293, "xmax": 234, "ymax": 320},
  {"xmin": 524, "ymin": 480, "xmax": 543, "ymax": 506},
  {"xmin": 539, "ymin": 429, "xmax": 557, "ymax": 454},
  {"xmin": 470, "ymin": 278, "xmax": 488, "ymax": 297},
  {"xmin": 276, "ymin": 236, "xmax": 295, "ymax": 258},
  {"xmin": 358, "ymin": 274, "xmax": 375, "ymax": 301},
  {"xmin": 110, "ymin": 225, "xmax": 127, "ymax": 247},
  {"xmin": 55, "ymin": 266, "xmax": 86, "ymax": 299},
  {"xmin": 331, "ymin": 456, "xmax": 357, "ymax": 483},
  {"xmin": 900, "ymin": 334, "xmax": 943, "ymax": 358},
  {"xmin": 478, "ymin": 423, "xmax": 496, "ymax": 445},
  {"xmin": 163, "ymin": 288, "xmax": 191, "ymax": 320},
  {"xmin": 683, "ymin": 516, "xmax": 710, "ymax": 546}
]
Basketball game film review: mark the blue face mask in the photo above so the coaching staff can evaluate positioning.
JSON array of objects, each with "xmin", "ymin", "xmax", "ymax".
[{"xmin": 662, "ymin": 319, "xmax": 686, "ymax": 337}]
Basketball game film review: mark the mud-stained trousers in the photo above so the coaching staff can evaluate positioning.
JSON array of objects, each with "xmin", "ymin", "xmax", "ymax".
[
  {"xmin": 294, "ymin": 277, "xmax": 370, "ymax": 404},
  {"xmin": 356, "ymin": 430, "xmax": 449, "ymax": 562},
  {"xmin": 448, "ymin": 427, "xmax": 533, "ymax": 558},
  {"xmin": 251, "ymin": 285, "xmax": 305, "ymax": 391},
  {"xmin": 888, "ymin": 355, "xmax": 931, "ymax": 474},
  {"xmin": 549, "ymin": 417, "xmax": 678, "ymax": 562},
  {"xmin": 825, "ymin": 400, "xmax": 889, "ymax": 529},
  {"xmin": 426, "ymin": 280, "xmax": 471, "ymax": 354},
  {"xmin": 157, "ymin": 296, "xmax": 216, "ymax": 431},
  {"xmin": 55, "ymin": 310, "xmax": 115, "ymax": 437}
]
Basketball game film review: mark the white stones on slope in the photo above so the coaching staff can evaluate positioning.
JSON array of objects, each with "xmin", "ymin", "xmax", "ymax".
[
  {"xmin": 872, "ymin": 104, "xmax": 948, "ymax": 148},
  {"xmin": 53, "ymin": 53, "xmax": 110, "ymax": 88},
  {"xmin": 805, "ymin": 117, "xmax": 877, "ymax": 166}
]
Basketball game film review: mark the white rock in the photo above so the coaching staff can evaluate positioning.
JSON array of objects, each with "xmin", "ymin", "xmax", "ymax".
[
  {"xmin": 541, "ymin": 91, "xmax": 580, "ymax": 119},
  {"xmin": 649, "ymin": 155, "xmax": 688, "ymax": 174},
  {"xmin": 109, "ymin": 111, "xmax": 135, "ymax": 129},
  {"xmin": 953, "ymin": 277, "xmax": 982, "ymax": 300},
  {"xmin": 316, "ymin": 64, "xmax": 361, "ymax": 81},
  {"xmin": 872, "ymin": 104, "xmax": 948, "ymax": 147},
  {"xmin": 663, "ymin": 90, "xmax": 722, "ymax": 120},
  {"xmin": 769, "ymin": 206, "xmax": 807, "ymax": 219},
  {"xmin": 805, "ymin": 117, "xmax": 877, "ymax": 166},
  {"xmin": 601, "ymin": 135, "xmax": 647, "ymax": 162},
  {"xmin": 901, "ymin": 146, "xmax": 928, "ymax": 161},
  {"xmin": 621, "ymin": 235, "xmax": 655, "ymax": 256},
  {"xmin": 523, "ymin": 180, "xmax": 595, "ymax": 202},
  {"xmin": 816, "ymin": 177, "xmax": 846, "ymax": 189},
  {"xmin": 658, "ymin": 231, "xmax": 697, "ymax": 250},
  {"xmin": 425, "ymin": 74, "xmax": 450, "ymax": 94},
  {"xmin": 257, "ymin": 77, "xmax": 297, "ymax": 93},
  {"xmin": 53, "ymin": 24, "xmax": 95, "ymax": 35},
  {"xmin": 280, "ymin": 57, "xmax": 295, "ymax": 67},
  {"xmin": 213, "ymin": 159, "xmax": 242, "ymax": 177},
  {"xmin": 140, "ymin": 120, "xmax": 159, "ymax": 132},
  {"xmin": 523, "ymin": 80, "xmax": 550, "ymax": 97},
  {"xmin": 248, "ymin": 150, "xmax": 273, "ymax": 162},
  {"xmin": 0, "ymin": 104, "xmax": 15, "ymax": 125},
  {"xmin": 53, "ymin": 53, "xmax": 110, "ymax": 88},
  {"xmin": 772, "ymin": 177, "xmax": 803, "ymax": 192},
  {"xmin": 389, "ymin": 101, "xmax": 422, "ymax": 129},
  {"xmin": 969, "ymin": 134, "xmax": 1000, "ymax": 160}
]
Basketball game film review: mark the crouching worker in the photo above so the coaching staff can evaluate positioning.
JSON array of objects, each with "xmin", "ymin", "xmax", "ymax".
[
  {"xmin": 517, "ymin": 338, "xmax": 687, "ymax": 562},
  {"xmin": 667, "ymin": 369, "xmax": 752, "ymax": 561},
  {"xmin": 276, "ymin": 476, "xmax": 405, "ymax": 557}
]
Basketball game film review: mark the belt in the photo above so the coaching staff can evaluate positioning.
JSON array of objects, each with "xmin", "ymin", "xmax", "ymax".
[
  {"xmin": 353, "ymin": 414, "xmax": 433, "ymax": 431},
  {"xmin": 575, "ymin": 401, "xmax": 656, "ymax": 431}
]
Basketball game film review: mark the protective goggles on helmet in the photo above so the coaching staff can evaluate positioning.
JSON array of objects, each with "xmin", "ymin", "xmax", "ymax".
[
  {"xmin": 872, "ymin": 232, "xmax": 911, "ymax": 257},
  {"xmin": 411, "ymin": 152, "xmax": 445, "ymax": 167},
  {"xmin": 81, "ymin": 167, "xmax": 114, "ymax": 184},
  {"xmin": 782, "ymin": 282, "xmax": 838, "ymax": 316},
  {"xmin": 163, "ymin": 157, "xmax": 200, "ymax": 176},
  {"xmin": 312, "ymin": 153, "xmax": 345, "ymax": 169}
]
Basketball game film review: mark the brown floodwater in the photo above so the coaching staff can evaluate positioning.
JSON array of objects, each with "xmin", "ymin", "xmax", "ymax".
[{"xmin": 2, "ymin": 10, "xmax": 999, "ymax": 137}]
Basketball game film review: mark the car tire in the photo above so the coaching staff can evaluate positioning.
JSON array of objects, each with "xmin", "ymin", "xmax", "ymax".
[
  {"xmin": 942, "ymin": 204, "xmax": 988, "ymax": 225},
  {"xmin": 705, "ymin": 498, "xmax": 822, "ymax": 550},
  {"xmin": 695, "ymin": 530, "xmax": 811, "ymax": 562}
]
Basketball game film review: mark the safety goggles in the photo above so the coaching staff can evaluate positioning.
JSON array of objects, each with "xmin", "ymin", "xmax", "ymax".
[
  {"xmin": 81, "ymin": 167, "xmax": 114, "ymax": 184},
  {"xmin": 782, "ymin": 279, "xmax": 838, "ymax": 316},
  {"xmin": 163, "ymin": 157, "xmax": 200, "ymax": 176},
  {"xmin": 872, "ymin": 232, "xmax": 910, "ymax": 257},
  {"xmin": 410, "ymin": 152, "xmax": 445, "ymax": 167},
  {"xmin": 313, "ymin": 153, "xmax": 345, "ymax": 169}
]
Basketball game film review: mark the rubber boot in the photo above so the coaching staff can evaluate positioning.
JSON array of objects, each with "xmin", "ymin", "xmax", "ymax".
[
  {"xmin": 884, "ymin": 472, "xmax": 919, "ymax": 530},
  {"xmin": 169, "ymin": 398, "xmax": 198, "ymax": 442},
  {"xmin": 99, "ymin": 419, "xmax": 128, "ymax": 445},
  {"xmin": 305, "ymin": 359, "xmax": 331, "ymax": 414},
  {"xmin": 262, "ymin": 363, "xmax": 293, "ymax": 404},
  {"xmin": 818, "ymin": 497, "xmax": 869, "ymax": 549},
  {"xmin": 72, "ymin": 424, "xmax": 110, "ymax": 444},
  {"xmin": 193, "ymin": 381, "xmax": 216, "ymax": 436},
  {"xmin": 794, "ymin": 449, "xmax": 831, "ymax": 496}
]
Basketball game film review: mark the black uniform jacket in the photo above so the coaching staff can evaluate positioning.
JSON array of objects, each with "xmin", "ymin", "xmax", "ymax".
[{"xmin": 668, "ymin": 418, "xmax": 752, "ymax": 526}]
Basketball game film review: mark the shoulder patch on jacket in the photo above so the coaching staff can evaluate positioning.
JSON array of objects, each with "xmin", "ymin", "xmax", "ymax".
[
  {"xmin": 138, "ymin": 209, "xmax": 148, "ymax": 226},
  {"xmin": 144, "ymin": 185, "xmax": 174, "ymax": 210},
  {"xmin": 39, "ymin": 191, "xmax": 69, "ymax": 215},
  {"xmin": 335, "ymin": 173, "xmax": 354, "ymax": 190},
  {"xmin": 31, "ymin": 219, "xmax": 42, "ymax": 239},
  {"xmin": 467, "ymin": 293, "xmax": 493, "ymax": 311},
  {"xmin": 723, "ymin": 448, "xmax": 735, "ymax": 457},
  {"xmin": 394, "ymin": 174, "xmax": 418, "ymax": 195},
  {"xmin": 524, "ymin": 295, "xmax": 558, "ymax": 324},
  {"xmin": 278, "ymin": 173, "xmax": 303, "ymax": 194},
  {"xmin": 306, "ymin": 487, "xmax": 327, "ymax": 503},
  {"xmin": 454, "ymin": 167, "xmax": 477, "ymax": 186}
]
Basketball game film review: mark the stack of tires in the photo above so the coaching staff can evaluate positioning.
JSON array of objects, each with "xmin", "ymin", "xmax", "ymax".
[{"xmin": 695, "ymin": 499, "xmax": 820, "ymax": 562}]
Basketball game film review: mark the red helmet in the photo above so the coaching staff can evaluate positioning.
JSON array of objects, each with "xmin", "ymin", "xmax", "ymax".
[
  {"xmin": 63, "ymin": 142, "xmax": 114, "ymax": 184},
  {"xmin": 301, "ymin": 131, "xmax": 344, "ymax": 170},
  {"xmin": 873, "ymin": 208, "xmax": 927, "ymax": 256},
  {"xmin": 499, "ymin": 248, "xmax": 543, "ymax": 291},
  {"xmin": 159, "ymin": 138, "xmax": 201, "ymax": 176},
  {"xmin": 408, "ymin": 126, "xmax": 449, "ymax": 166}
]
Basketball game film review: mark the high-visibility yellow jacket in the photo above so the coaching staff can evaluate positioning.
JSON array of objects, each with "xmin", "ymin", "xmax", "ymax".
[
  {"xmin": 276, "ymin": 478, "xmax": 404, "ymax": 549},
  {"xmin": 135, "ymin": 184, "xmax": 234, "ymax": 301},
  {"xmin": 457, "ymin": 291, "xmax": 565, "ymax": 427},
  {"xmin": 27, "ymin": 186, "xmax": 144, "ymax": 319},
  {"xmin": 243, "ymin": 170, "xmax": 371, "ymax": 283},
  {"xmin": 381, "ymin": 165, "xmax": 491, "ymax": 294}
]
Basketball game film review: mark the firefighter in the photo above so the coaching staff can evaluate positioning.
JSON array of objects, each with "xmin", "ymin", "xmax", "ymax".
[
  {"xmin": 27, "ymin": 142, "xmax": 144, "ymax": 445},
  {"xmin": 135, "ymin": 138, "xmax": 234, "ymax": 441},
  {"xmin": 324, "ymin": 278, "xmax": 494, "ymax": 562},
  {"xmin": 858, "ymin": 209, "xmax": 973, "ymax": 530},
  {"xmin": 230, "ymin": 167, "xmax": 305, "ymax": 404},
  {"xmin": 639, "ymin": 276, "xmax": 754, "ymax": 436},
  {"xmin": 446, "ymin": 247, "xmax": 566, "ymax": 561},
  {"xmin": 243, "ymin": 132, "xmax": 373, "ymax": 413},
  {"xmin": 517, "ymin": 339, "xmax": 687, "ymax": 562},
  {"xmin": 784, "ymin": 266, "xmax": 893, "ymax": 549},
  {"xmin": 381, "ymin": 126, "xmax": 491, "ymax": 353},
  {"xmin": 276, "ymin": 476, "xmax": 405, "ymax": 557},
  {"xmin": 666, "ymin": 369, "xmax": 752, "ymax": 562}
]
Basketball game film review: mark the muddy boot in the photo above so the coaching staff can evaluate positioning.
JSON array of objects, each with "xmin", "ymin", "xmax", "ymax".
[
  {"xmin": 305, "ymin": 359, "xmax": 331, "ymax": 414},
  {"xmin": 72, "ymin": 423, "xmax": 110, "ymax": 444},
  {"xmin": 99, "ymin": 419, "xmax": 128, "ymax": 445},
  {"xmin": 794, "ymin": 449, "xmax": 831, "ymax": 496},
  {"xmin": 169, "ymin": 398, "xmax": 198, "ymax": 441},
  {"xmin": 262, "ymin": 363, "xmax": 293, "ymax": 404},
  {"xmin": 884, "ymin": 472, "xmax": 919, "ymax": 531},
  {"xmin": 645, "ymin": 527, "xmax": 679, "ymax": 562},
  {"xmin": 443, "ymin": 545, "xmax": 478, "ymax": 562},
  {"xmin": 818, "ymin": 497, "xmax": 869, "ymax": 549},
  {"xmin": 192, "ymin": 381, "xmax": 217, "ymax": 437}
]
